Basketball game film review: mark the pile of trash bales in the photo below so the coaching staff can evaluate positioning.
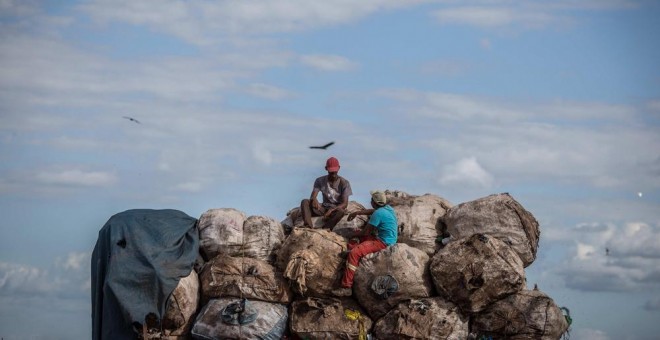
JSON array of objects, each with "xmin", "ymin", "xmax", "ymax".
[{"xmin": 92, "ymin": 192, "xmax": 570, "ymax": 339}]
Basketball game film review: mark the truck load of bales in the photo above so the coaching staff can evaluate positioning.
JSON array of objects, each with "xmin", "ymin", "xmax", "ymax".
[{"xmin": 92, "ymin": 191, "xmax": 570, "ymax": 340}]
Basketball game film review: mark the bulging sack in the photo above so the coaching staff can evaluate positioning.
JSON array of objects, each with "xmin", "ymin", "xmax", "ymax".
[
  {"xmin": 441, "ymin": 193, "xmax": 540, "ymax": 267},
  {"xmin": 373, "ymin": 297, "xmax": 469, "ymax": 340},
  {"xmin": 430, "ymin": 233, "xmax": 525, "ymax": 313},
  {"xmin": 199, "ymin": 255, "xmax": 292, "ymax": 304},
  {"xmin": 276, "ymin": 228, "xmax": 347, "ymax": 297},
  {"xmin": 191, "ymin": 298, "xmax": 287, "ymax": 340},
  {"xmin": 198, "ymin": 208, "xmax": 285, "ymax": 263},
  {"xmin": 281, "ymin": 201, "xmax": 369, "ymax": 237},
  {"xmin": 385, "ymin": 190, "xmax": 453, "ymax": 255},
  {"xmin": 471, "ymin": 289, "xmax": 570, "ymax": 340},
  {"xmin": 353, "ymin": 243, "xmax": 433, "ymax": 320},
  {"xmin": 290, "ymin": 297, "xmax": 373, "ymax": 340}
]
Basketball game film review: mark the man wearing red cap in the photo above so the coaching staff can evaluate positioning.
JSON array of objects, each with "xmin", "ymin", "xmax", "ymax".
[{"xmin": 300, "ymin": 157, "xmax": 353, "ymax": 229}]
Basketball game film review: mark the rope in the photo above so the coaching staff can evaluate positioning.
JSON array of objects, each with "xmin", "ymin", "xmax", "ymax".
[
  {"xmin": 560, "ymin": 307, "xmax": 572, "ymax": 326},
  {"xmin": 344, "ymin": 309, "xmax": 367, "ymax": 340}
]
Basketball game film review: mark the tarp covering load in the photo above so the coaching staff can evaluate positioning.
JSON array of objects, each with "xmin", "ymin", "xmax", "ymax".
[
  {"xmin": 275, "ymin": 228, "xmax": 347, "ymax": 297},
  {"xmin": 289, "ymin": 297, "xmax": 374, "ymax": 340},
  {"xmin": 198, "ymin": 208, "xmax": 285, "ymax": 263},
  {"xmin": 281, "ymin": 201, "xmax": 369, "ymax": 235},
  {"xmin": 471, "ymin": 289, "xmax": 569, "ymax": 340},
  {"xmin": 441, "ymin": 193, "xmax": 540, "ymax": 267},
  {"xmin": 144, "ymin": 270, "xmax": 200, "ymax": 339},
  {"xmin": 385, "ymin": 190, "xmax": 453, "ymax": 255},
  {"xmin": 199, "ymin": 255, "xmax": 292, "ymax": 304},
  {"xmin": 91, "ymin": 209, "xmax": 199, "ymax": 340},
  {"xmin": 373, "ymin": 297, "xmax": 469, "ymax": 340},
  {"xmin": 430, "ymin": 233, "xmax": 525, "ymax": 313},
  {"xmin": 191, "ymin": 298, "xmax": 288, "ymax": 340},
  {"xmin": 353, "ymin": 243, "xmax": 433, "ymax": 320}
]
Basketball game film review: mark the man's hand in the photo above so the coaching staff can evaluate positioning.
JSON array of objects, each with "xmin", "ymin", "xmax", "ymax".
[
  {"xmin": 347, "ymin": 212, "xmax": 357, "ymax": 221},
  {"xmin": 323, "ymin": 208, "xmax": 335, "ymax": 220}
]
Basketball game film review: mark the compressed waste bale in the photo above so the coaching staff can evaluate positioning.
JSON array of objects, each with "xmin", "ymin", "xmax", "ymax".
[
  {"xmin": 290, "ymin": 297, "xmax": 373, "ymax": 340},
  {"xmin": 353, "ymin": 243, "xmax": 433, "ymax": 320},
  {"xmin": 281, "ymin": 201, "xmax": 368, "ymax": 236},
  {"xmin": 430, "ymin": 233, "xmax": 525, "ymax": 313},
  {"xmin": 159, "ymin": 270, "xmax": 200, "ymax": 339},
  {"xmin": 139, "ymin": 270, "xmax": 201, "ymax": 339},
  {"xmin": 191, "ymin": 298, "xmax": 287, "ymax": 340},
  {"xmin": 199, "ymin": 255, "xmax": 292, "ymax": 304},
  {"xmin": 275, "ymin": 228, "xmax": 347, "ymax": 297},
  {"xmin": 385, "ymin": 190, "xmax": 452, "ymax": 255},
  {"xmin": 198, "ymin": 208, "xmax": 285, "ymax": 263},
  {"xmin": 471, "ymin": 289, "xmax": 569, "ymax": 340},
  {"xmin": 373, "ymin": 297, "xmax": 469, "ymax": 340},
  {"xmin": 441, "ymin": 193, "xmax": 540, "ymax": 267}
]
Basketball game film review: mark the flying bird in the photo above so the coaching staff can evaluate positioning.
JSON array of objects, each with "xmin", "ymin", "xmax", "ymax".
[
  {"xmin": 309, "ymin": 141, "xmax": 334, "ymax": 150},
  {"xmin": 606, "ymin": 247, "xmax": 610, "ymax": 256},
  {"xmin": 122, "ymin": 116, "xmax": 141, "ymax": 124}
]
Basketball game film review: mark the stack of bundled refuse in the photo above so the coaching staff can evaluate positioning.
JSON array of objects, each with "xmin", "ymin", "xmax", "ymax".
[{"xmin": 92, "ymin": 192, "xmax": 570, "ymax": 340}]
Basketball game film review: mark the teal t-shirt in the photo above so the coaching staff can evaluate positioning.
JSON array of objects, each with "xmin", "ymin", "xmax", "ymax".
[{"xmin": 369, "ymin": 205, "xmax": 398, "ymax": 245}]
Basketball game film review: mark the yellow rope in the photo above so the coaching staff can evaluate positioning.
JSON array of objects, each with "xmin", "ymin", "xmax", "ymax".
[{"xmin": 344, "ymin": 309, "xmax": 366, "ymax": 340}]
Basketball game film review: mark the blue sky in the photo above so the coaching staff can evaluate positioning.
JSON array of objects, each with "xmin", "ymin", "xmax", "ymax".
[{"xmin": 1, "ymin": 0, "xmax": 659, "ymax": 339}]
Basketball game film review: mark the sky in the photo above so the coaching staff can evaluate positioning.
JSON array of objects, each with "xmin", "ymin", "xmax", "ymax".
[{"xmin": 0, "ymin": 0, "xmax": 659, "ymax": 339}]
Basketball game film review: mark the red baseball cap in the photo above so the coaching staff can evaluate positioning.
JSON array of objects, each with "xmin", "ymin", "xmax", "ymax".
[{"xmin": 325, "ymin": 157, "xmax": 340, "ymax": 172}]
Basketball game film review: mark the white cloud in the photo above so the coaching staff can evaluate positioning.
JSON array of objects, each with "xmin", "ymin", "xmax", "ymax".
[
  {"xmin": 549, "ymin": 222, "xmax": 660, "ymax": 292},
  {"xmin": 439, "ymin": 157, "xmax": 494, "ymax": 188},
  {"xmin": 55, "ymin": 252, "xmax": 90, "ymax": 271},
  {"xmin": 430, "ymin": 1, "xmax": 638, "ymax": 30},
  {"xmin": 245, "ymin": 83, "xmax": 295, "ymax": 100},
  {"xmin": 0, "ymin": 256, "xmax": 90, "ymax": 300},
  {"xmin": 79, "ymin": 0, "xmax": 424, "ymax": 44},
  {"xmin": 300, "ymin": 54, "xmax": 357, "ymax": 71},
  {"xmin": 0, "ymin": 262, "xmax": 51, "ymax": 295},
  {"xmin": 35, "ymin": 169, "xmax": 117, "ymax": 187}
]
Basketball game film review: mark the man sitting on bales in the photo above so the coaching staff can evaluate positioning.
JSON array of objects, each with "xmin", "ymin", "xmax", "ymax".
[
  {"xmin": 340, "ymin": 190, "xmax": 398, "ymax": 289},
  {"xmin": 300, "ymin": 156, "xmax": 352, "ymax": 229}
]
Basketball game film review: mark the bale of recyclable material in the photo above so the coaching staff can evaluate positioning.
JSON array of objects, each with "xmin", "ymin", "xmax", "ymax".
[
  {"xmin": 191, "ymin": 298, "xmax": 287, "ymax": 340},
  {"xmin": 289, "ymin": 297, "xmax": 373, "ymax": 340},
  {"xmin": 373, "ymin": 297, "xmax": 469, "ymax": 340},
  {"xmin": 276, "ymin": 228, "xmax": 347, "ymax": 297},
  {"xmin": 281, "ymin": 201, "xmax": 368, "ymax": 236},
  {"xmin": 471, "ymin": 289, "xmax": 569, "ymax": 340},
  {"xmin": 385, "ymin": 190, "xmax": 453, "ymax": 255},
  {"xmin": 430, "ymin": 233, "xmax": 525, "ymax": 313},
  {"xmin": 198, "ymin": 208, "xmax": 285, "ymax": 263},
  {"xmin": 199, "ymin": 255, "xmax": 292, "ymax": 304},
  {"xmin": 353, "ymin": 243, "xmax": 433, "ymax": 320},
  {"xmin": 441, "ymin": 193, "xmax": 540, "ymax": 267}
]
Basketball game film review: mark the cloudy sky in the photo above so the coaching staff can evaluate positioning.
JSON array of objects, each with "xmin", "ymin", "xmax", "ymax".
[{"xmin": 1, "ymin": 0, "xmax": 659, "ymax": 339}]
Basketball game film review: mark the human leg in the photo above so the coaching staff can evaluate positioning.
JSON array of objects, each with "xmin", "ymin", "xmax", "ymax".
[
  {"xmin": 323, "ymin": 207, "xmax": 345, "ymax": 229},
  {"xmin": 341, "ymin": 238, "xmax": 387, "ymax": 288},
  {"xmin": 300, "ymin": 199, "xmax": 325, "ymax": 228}
]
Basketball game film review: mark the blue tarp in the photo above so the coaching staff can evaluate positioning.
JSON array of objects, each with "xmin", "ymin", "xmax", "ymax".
[{"xmin": 91, "ymin": 209, "xmax": 199, "ymax": 340}]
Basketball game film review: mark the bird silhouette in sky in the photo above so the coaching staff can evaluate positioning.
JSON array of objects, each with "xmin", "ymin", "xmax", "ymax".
[
  {"xmin": 606, "ymin": 247, "xmax": 610, "ymax": 256},
  {"xmin": 122, "ymin": 116, "xmax": 141, "ymax": 124},
  {"xmin": 309, "ymin": 141, "xmax": 334, "ymax": 150}
]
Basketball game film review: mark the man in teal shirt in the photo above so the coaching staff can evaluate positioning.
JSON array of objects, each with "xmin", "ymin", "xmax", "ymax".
[{"xmin": 340, "ymin": 190, "xmax": 398, "ymax": 289}]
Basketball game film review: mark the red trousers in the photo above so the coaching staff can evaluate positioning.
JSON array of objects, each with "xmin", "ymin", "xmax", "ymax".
[{"xmin": 341, "ymin": 236, "xmax": 387, "ymax": 288}]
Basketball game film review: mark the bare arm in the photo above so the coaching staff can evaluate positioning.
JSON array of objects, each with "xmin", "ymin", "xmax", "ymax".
[
  {"xmin": 347, "ymin": 209, "xmax": 375, "ymax": 221},
  {"xmin": 310, "ymin": 188, "xmax": 320, "ymax": 209}
]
